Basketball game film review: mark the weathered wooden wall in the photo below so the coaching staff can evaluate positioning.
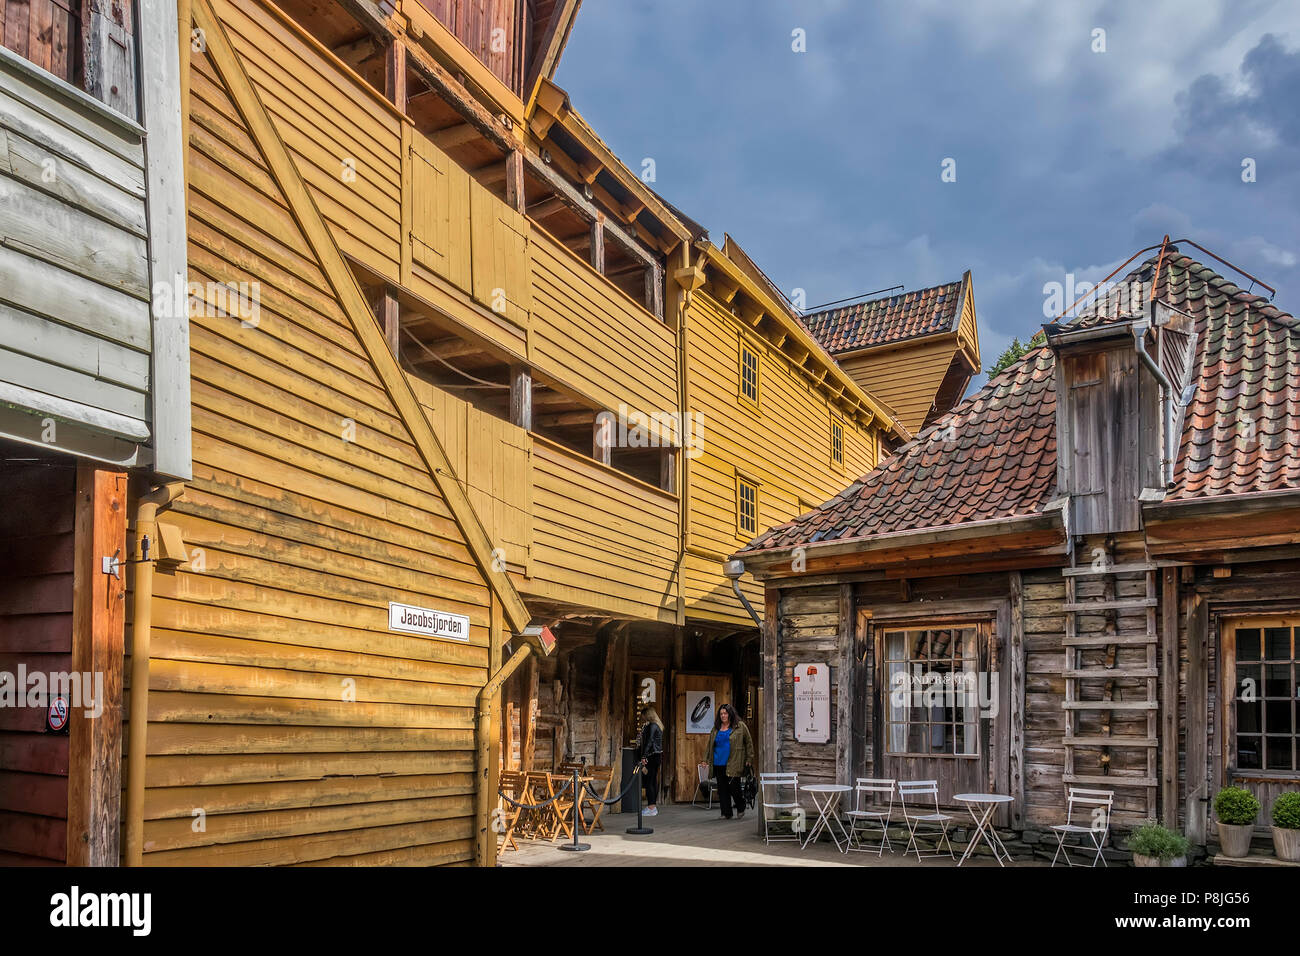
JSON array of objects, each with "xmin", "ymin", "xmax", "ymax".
[
  {"xmin": 0, "ymin": 46, "xmax": 152, "ymax": 466},
  {"xmin": 0, "ymin": 0, "xmax": 79, "ymax": 84},
  {"xmin": 0, "ymin": 457, "xmax": 75, "ymax": 864}
]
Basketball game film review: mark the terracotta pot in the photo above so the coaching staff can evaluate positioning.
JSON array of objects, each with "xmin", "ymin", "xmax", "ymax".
[
  {"xmin": 1133, "ymin": 853, "xmax": 1187, "ymax": 867},
  {"xmin": 1217, "ymin": 822, "xmax": 1255, "ymax": 858},
  {"xmin": 1272, "ymin": 826, "xmax": 1300, "ymax": 863}
]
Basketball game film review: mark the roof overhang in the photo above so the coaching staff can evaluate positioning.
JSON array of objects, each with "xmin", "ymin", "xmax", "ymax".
[
  {"xmin": 1144, "ymin": 488, "xmax": 1300, "ymax": 559},
  {"xmin": 692, "ymin": 241, "xmax": 911, "ymax": 443},
  {"xmin": 737, "ymin": 511, "xmax": 1066, "ymax": 580}
]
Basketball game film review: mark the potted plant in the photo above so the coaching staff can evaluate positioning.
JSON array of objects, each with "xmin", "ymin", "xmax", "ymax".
[
  {"xmin": 1129, "ymin": 822, "xmax": 1190, "ymax": 867},
  {"xmin": 1213, "ymin": 786, "xmax": 1260, "ymax": 858},
  {"xmin": 1271, "ymin": 792, "xmax": 1300, "ymax": 863}
]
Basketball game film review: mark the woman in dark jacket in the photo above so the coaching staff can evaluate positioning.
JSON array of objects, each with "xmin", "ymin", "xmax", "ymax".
[
  {"xmin": 704, "ymin": 703, "xmax": 754, "ymax": 820},
  {"xmin": 637, "ymin": 707, "xmax": 664, "ymax": 816}
]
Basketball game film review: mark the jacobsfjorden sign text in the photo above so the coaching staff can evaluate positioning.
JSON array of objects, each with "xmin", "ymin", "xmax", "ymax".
[{"xmin": 388, "ymin": 602, "xmax": 471, "ymax": 642}]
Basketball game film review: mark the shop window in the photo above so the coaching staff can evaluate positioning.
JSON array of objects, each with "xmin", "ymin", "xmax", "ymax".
[{"xmin": 882, "ymin": 625, "xmax": 986, "ymax": 756}]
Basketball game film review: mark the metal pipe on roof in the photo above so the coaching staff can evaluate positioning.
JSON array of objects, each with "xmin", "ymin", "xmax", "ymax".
[{"xmin": 1133, "ymin": 322, "xmax": 1176, "ymax": 488}]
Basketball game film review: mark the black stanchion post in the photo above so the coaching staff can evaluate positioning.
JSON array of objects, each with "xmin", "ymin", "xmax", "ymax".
[
  {"xmin": 626, "ymin": 764, "xmax": 652, "ymax": 835},
  {"xmin": 559, "ymin": 767, "xmax": 590, "ymax": 852}
]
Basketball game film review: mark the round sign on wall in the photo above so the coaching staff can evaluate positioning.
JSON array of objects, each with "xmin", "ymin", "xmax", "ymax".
[{"xmin": 47, "ymin": 696, "xmax": 69, "ymax": 733}]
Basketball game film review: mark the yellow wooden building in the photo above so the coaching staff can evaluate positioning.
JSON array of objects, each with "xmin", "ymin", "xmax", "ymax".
[{"xmin": 1, "ymin": 0, "xmax": 977, "ymax": 866}]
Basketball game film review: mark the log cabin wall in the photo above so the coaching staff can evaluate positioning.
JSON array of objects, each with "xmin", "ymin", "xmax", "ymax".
[
  {"xmin": 1177, "ymin": 557, "xmax": 1300, "ymax": 846},
  {"xmin": 0, "ymin": 455, "xmax": 76, "ymax": 864},
  {"xmin": 772, "ymin": 586, "xmax": 842, "ymax": 786}
]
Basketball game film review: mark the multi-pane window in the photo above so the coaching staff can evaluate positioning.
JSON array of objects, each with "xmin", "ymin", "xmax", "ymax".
[
  {"xmin": 882, "ymin": 625, "xmax": 984, "ymax": 756},
  {"xmin": 736, "ymin": 478, "xmax": 757, "ymax": 537},
  {"xmin": 740, "ymin": 346, "xmax": 759, "ymax": 404},
  {"xmin": 1230, "ymin": 620, "xmax": 1299, "ymax": 773},
  {"xmin": 831, "ymin": 419, "xmax": 844, "ymax": 465}
]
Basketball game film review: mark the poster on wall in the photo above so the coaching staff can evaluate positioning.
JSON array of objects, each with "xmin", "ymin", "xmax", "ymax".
[
  {"xmin": 685, "ymin": 690, "xmax": 714, "ymax": 734},
  {"xmin": 793, "ymin": 663, "xmax": 830, "ymax": 743}
]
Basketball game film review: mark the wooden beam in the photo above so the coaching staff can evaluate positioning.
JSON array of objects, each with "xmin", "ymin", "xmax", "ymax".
[
  {"xmin": 645, "ymin": 260, "xmax": 664, "ymax": 321},
  {"xmin": 403, "ymin": 36, "xmax": 514, "ymax": 154},
  {"xmin": 526, "ymin": 195, "xmax": 567, "ymax": 219},
  {"xmin": 535, "ymin": 410, "xmax": 595, "ymax": 429},
  {"xmin": 431, "ymin": 123, "xmax": 481, "ymax": 150},
  {"xmin": 1009, "ymin": 571, "xmax": 1026, "ymax": 829},
  {"xmin": 836, "ymin": 584, "xmax": 853, "ymax": 782},
  {"xmin": 374, "ymin": 289, "xmax": 399, "ymax": 359},
  {"xmin": 509, "ymin": 365, "xmax": 532, "ymax": 430},
  {"xmin": 1185, "ymin": 592, "xmax": 1209, "ymax": 845},
  {"xmin": 594, "ymin": 415, "xmax": 612, "ymax": 465},
  {"xmin": 590, "ymin": 217, "xmax": 605, "ymax": 274},
  {"xmin": 384, "ymin": 39, "xmax": 406, "ymax": 112},
  {"xmin": 1161, "ymin": 568, "xmax": 1179, "ymax": 828},
  {"xmin": 505, "ymin": 150, "xmax": 525, "ymax": 213},
  {"xmin": 523, "ymin": 151, "xmax": 658, "ymax": 269},
  {"xmin": 520, "ymin": 656, "xmax": 538, "ymax": 770},
  {"xmin": 762, "ymin": 587, "xmax": 779, "ymax": 772},
  {"xmin": 67, "ymin": 465, "xmax": 127, "ymax": 866},
  {"xmin": 523, "ymin": 0, "xmax": 580, "ymax": 106}
]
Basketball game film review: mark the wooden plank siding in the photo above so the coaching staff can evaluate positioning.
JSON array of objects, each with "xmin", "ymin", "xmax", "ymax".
[
  {"xmin": 0, "ymin": 46, "xmax": 153, "ymax": 464},
  {"xmin": 528, "ymin": 435, "xmax": 679, "ymax": 623},
  {"xmin": 684, "ymin": 291, "xmax": 878, "ymax": 625},
  {"xmin": 0, "ymin": 459, "xmax": 76, "ymax": 864},
  {"xmin": 214, "ymin": 0, "xmax": 404, "ymax": 285},
  {"xmin": 835, "ymin": 337, "xmax": 956, "ymax": 436},
  {"xmin": 530, "ymin": 228, "xmax": 678, "ymax": 426},
  {"xmin": 136, "ymin": 15, "xmax": 508, "ymax": 865}
]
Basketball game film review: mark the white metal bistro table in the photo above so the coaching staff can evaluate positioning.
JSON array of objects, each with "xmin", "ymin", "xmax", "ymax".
[
  {"xmin": 954, "ymin": 793, "xmax": 1014, "ymax": 866},
  {"xmin": 801, "ymin": 784, "xmax": 852, "ymax": 852}
]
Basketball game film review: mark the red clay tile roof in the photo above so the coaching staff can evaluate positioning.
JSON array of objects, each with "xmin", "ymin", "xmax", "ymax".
[
  {"xmin": 742, "ymin": 250, "xmax": 1300, "ymax": 554},
  {"xmin": 1165, "ymin": 254, "xmax": 1300, "ymax": 499},
  {"xmin": 802, "ymin": 278, "xmax": 965, "ymax": 354}
]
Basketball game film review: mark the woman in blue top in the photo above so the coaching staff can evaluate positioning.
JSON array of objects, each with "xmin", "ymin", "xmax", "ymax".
[{"xmin": 704, "ymin": 703, "xmax": 754, "ymax": 820}]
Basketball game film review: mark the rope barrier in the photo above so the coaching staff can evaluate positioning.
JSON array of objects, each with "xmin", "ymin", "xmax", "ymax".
[
  {"xmin": 582, "ymin": 763, "xmax": 643, "ymax": 806},
  {"xmin": 496, "ymin": 773, "xmax": 575, "ymax": 811}
]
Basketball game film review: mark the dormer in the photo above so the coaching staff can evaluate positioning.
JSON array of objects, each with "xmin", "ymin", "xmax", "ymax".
[{"xmin": 1044, "ymin": 273, "xmax": 1197, "ymax": 535}]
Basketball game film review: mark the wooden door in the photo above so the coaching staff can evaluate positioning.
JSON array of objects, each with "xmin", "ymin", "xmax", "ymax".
[
  {"xmin": 672, "ymin": 672, "xmax": 732, "ymax": 802},
  {"xmin": 872, "ymin": 622, "xmax": 991, "ymax": 807}
]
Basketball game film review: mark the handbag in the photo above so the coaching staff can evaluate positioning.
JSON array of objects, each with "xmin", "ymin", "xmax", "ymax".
[{"xmin": 741, "ymin": 764, "xmax": 758, "ymax": 809}]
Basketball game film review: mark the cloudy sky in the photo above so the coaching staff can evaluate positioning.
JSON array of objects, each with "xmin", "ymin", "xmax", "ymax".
[{"xmin": 555, "ymin": 0, "xmax": 1300, "ymax": 388}]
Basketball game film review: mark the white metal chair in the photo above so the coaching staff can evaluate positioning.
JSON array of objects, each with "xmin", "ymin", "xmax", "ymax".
[
  {"xmin": 846, "ymin": 777, "xmax": 895, "ymax": 855},
  {"xmin": 759, "ymin": 772, "xmax": 802, "ymax": 844},
  {"xmin": 897, "ymin": 779, "xmax": 955, "ymax": 861},
  {"xmin": 1051, "ymin": 787, "xmax": 1114, "ymax": 867},
  {"xmin": 692, "ymin": 762, "xmax": 717, "ymax": 809}
]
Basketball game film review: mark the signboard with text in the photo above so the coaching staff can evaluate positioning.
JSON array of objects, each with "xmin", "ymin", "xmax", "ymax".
[
  {"xmin": 388, "ymin": 602, "xmax": 471, "ymax": 642},
  {"xmin": 793, "ymin": 662, "xmax": 830, "ymax": 743}
]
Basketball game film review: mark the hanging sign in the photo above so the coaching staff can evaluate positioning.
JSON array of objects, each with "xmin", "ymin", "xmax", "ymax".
[
  {"xmin": 388, "ymin": 602, "xmax": 471, "ymax": 642},
  {"xmin": 793, "ymin": 663, "xmax": 830, "ymax": 743}
]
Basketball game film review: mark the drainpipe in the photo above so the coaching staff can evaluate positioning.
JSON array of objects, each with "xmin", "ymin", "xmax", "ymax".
[
  {"xmin": 474, "ymin": 641, "xmax": 534, "ymax": 866},
  {"xmin": 1133, "ymin": 322, "xmax": 1175, "ymax": 487},
  {"xmin": 124, "ymin": 480, "xmax": 186, "ymax": 866},
  {"xmin": 723, "ymin": 558, "xmax": 763, "ymax": 629}
]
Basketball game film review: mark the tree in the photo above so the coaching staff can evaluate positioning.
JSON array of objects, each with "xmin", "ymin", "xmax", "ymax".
[{"xmin": 989, "ymin": 336, "xmax": 1032, "ymax": 377}]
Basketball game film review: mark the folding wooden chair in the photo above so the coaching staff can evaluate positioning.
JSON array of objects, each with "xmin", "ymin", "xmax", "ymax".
[
  {"xmin": 497, "ymin": 770, "xmax": 527, "ymax": 852},
  {"xmin": 846, "ymin": 778, "xmax": 895, "ymax": 855},
  {"xmin": 898, "ymin": 780, "xmax": 955, "ymax": 861},
  {"xmin": 1051, "ymin": 787, "xmax": 1114, "ymax": 867},
  {"xmin": 581, "ymin": 765, "xmax": 614, "ymax": 833},
  {"xmin": 545, "ymin": 772, "xmax": 575, "ymax": 842},
  {"xmin": 759, "ymin": 772, "xmax": 801, "ymax": 844}
]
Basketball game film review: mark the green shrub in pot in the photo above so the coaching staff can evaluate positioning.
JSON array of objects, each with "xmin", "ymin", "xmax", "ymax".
[
  {"xmin": 1272, "ymin": 792, "xmax": 1300, "ymax": 862},
  {"xmin": 1213, "ymin": 786, "xmax": 1260, "ymax": 858},
  {"xmin": 1129, "ymin": 821, "xmax": 1190, "ymax": 866}
]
